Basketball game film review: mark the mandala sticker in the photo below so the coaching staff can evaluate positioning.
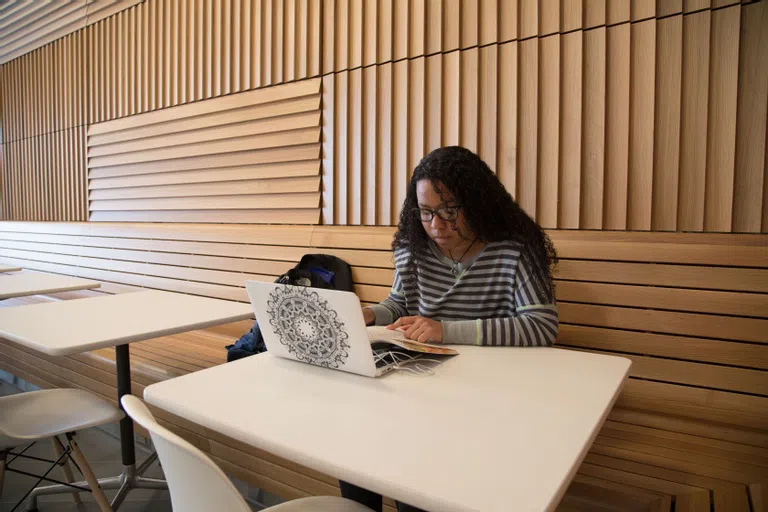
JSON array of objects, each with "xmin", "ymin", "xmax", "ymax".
[{"xmin": 266, "ymin": 286, "xmax": 350, "ymax": 368}]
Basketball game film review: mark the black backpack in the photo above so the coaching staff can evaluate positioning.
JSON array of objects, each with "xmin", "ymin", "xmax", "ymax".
[{"xmin": 225, "ymin": 254, "xmax": 353, "ymax": 362}]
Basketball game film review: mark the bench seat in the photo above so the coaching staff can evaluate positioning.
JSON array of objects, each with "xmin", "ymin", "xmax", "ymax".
[{"xmin": 0, "ymin": 222, "xmax": 765, "ymax": 511}]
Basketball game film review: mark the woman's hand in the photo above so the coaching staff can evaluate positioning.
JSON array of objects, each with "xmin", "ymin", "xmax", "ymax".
[
  {"xmin": 388, "ymin": 316, "xmax": 443, "ymax": 344},
  {"xmin": 362, "ymin": 307, "xmax": 376, "ymax": 326}
]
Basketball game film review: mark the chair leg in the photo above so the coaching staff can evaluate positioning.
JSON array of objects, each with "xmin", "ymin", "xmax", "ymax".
[
  {"xmin": 66, "ymin": 434, "xmax": 112, "ymax": 512},
  {"xmin": 51, "ymin": 436, "xmax": 82, "ymax": 504},
  {"xmin": 0, "ymin": 450, "xmax": 7, "ymax": 499}
]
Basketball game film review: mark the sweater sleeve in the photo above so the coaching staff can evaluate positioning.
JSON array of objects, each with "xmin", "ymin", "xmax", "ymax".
[
  {"xmin": 365, "ymin": 267, "xmax": 409, "ymax": 326},
  {"xmin": 441, "ymin": 258, "xmax": 558, "ymax": 346}
]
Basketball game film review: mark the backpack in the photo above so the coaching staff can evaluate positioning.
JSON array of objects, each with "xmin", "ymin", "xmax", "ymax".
[{"xmin": 225, "ymin": 254, "xmax": 353, "ymax": 362}]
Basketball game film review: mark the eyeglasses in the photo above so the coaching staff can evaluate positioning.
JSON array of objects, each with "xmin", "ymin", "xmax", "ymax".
[{"xmin": 413, "ymin": 206, "xmax": 462, "ymax": 222}]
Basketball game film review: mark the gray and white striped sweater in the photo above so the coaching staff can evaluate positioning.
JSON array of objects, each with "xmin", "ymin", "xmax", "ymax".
[{"xmin": 367, "ymin": 240, "xmax": 559, "ymax": 346}]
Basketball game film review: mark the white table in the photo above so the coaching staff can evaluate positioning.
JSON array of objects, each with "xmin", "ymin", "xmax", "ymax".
[
  {"xmin": 145, "ymin": 348, "xmax": 631, "ymax": 512},
  {"xmin": 0, "ymin": 289, "xmax": 254, "ymax": 509},
  {"xmin": 0, "ymin": 270, "xmax": 100, "ymax": 299},
  {"xmin": 0, "ymin": 263, "xmax": 22, "ymax": 273}
]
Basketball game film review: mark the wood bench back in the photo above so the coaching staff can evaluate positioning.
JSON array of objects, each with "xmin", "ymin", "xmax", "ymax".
[{"xmin": 0, "ymin": 221, "xmax": 766, "ymax": 443}]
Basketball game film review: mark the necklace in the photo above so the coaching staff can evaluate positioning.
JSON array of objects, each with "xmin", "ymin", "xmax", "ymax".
[{"xmin": 448, "ymin": 238, "xmax": 477, "ymax": 277}]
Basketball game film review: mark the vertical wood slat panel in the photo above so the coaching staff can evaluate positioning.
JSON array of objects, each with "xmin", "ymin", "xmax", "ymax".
[
  {"xmin": 604, "ymin": 23, "xmax": 630, "ymax": 230},
  {"xmin": 538, "ymin": 35, "xmax": 559, "ymax": 229},
  {"xmin": 678, "ymin": 10, "xmax": 711, "ymax": 231},
  {"xmin": 652, "ymin": 16, "xmax": 683, "ymax": 231},
  {"xmin": 627, "ymin": 20, "xmax": 656, "ymax": 230},
  {"xmin": 559, "ymin": 31, "xmax": 583, "ymax": 228},
  {"xmin": 704, "ymin": 6, "xmax": 740, "ymax": 232},
  {"xmin": 517, "ymin": 39, "xmax": 538, "ymax": 218},
  {"xmin": 732, "ymin": 1, "xmax": 767, "ymax": 233},
  {"xmin": 0, "ymin": 126, "xmax": 86, "ymax": 221},
  {"xmin": 581, "ymin": 27, "xmax": 606, "ymax": 229}
]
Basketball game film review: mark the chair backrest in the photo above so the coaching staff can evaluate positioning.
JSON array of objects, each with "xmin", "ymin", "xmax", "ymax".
[{"xmin": 120, "ymin": 395, "xmax": 252, "ymax": 512}]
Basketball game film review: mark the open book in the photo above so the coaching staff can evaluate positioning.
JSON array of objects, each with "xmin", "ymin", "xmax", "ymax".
[{"xmin": 367, "ymin": 326, "xmax": 459, "ymax": 356}]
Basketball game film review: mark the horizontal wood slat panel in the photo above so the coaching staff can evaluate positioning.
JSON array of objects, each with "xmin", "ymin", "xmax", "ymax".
[
  {"xmin": 558, "ymin": 325, "xmax": 768, "ymax": 370},
  {"xmin": 556, "ymin": 281, "xmax": 768, "ymax": 318},
  {"xmin": 559, "ymin": 302, "xmax": 768, "ymax": 343},
  {"xmin": 88, "ymin": 161, "xmax": 320, "ymax": 190},
  {"xmin": 88, "ymin": 209, "xmax": 321, "ymax": 224},
  {"xmin": 556, "ymin": 260, "xmax": 768, "ymax": 293},
  {"xmin": 1, "ymin": 222, "xmax": 765, "ymax": 511},
  {"xmin": 87, "ymin": 80, "xmax": 322, "ymax": 224},
  {"xmin": 88, "ymin": 176, "xmax": 321, "ymax": 200}
]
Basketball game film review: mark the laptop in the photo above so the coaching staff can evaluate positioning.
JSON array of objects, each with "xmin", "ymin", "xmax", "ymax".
[{"xmin": 245, "ymin": 281, "xmax": 455, "ymax": 377}]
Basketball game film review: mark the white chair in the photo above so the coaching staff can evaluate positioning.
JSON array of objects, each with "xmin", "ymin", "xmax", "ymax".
[
  {"xmin": 120, "ymin": 395, "xmax": 373, "ymax": 512},
  {"xmin": 1, "ymin": 388, "xmax": 122, "ymax": 511}
]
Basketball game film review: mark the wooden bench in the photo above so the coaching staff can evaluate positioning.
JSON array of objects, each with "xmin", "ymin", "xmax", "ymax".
[{"xmin": 0, "ymin": 221, "xmax": 765, "ymax": 511}]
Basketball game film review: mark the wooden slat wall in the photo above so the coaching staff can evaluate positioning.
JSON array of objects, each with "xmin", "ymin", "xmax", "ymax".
[
  {"xmin": 321, "ymin": 0, "xmax": 768, "ymax": 230},
  {"xmin": 0, "ymin": 127, "xmax": 87, "ymax": 221},
  {"xmin": 0, "ymin": 0, "xmax": 142, "ymax": 65},
  {"xmin": 0, "ymin": 0, "xmax": 766, "ymax": 232},
  {"xmin": 86, "ymin": 79, "xmax": 322, "ymax": 224},
  {"xmin": 0, "ymin": 222, "xmax": 765, "ymax": 436},
  {"xmin": 84, "ymin": 0, "xmax": 323, "ymax": 125}
]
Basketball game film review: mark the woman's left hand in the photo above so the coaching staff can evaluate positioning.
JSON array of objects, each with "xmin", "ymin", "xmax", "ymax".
[{"xmin": 388, "ymin": 316, "xmax": 443, "ymax": 344}]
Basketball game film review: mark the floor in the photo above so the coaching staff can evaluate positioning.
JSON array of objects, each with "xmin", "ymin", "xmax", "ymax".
[{"xmin": 1, "ymin": 380, "xmax": 265, "ymax": 512}]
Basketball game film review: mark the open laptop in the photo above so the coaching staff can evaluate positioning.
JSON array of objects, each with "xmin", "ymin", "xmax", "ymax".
[{"xmin": 245, "ymin": 281, "xmax": 451, "ymax": 377}]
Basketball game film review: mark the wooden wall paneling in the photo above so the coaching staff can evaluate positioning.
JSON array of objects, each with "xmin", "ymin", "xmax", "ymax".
[
  {"xmin": 704, "ymin": 6, "xmax": 740, "ymax": 231},
  {"xmin": 87, "ymin": 80, "xmax": 322, "ymax": 224},
  {"xmin": 348, "ymin": 67, "xmax": 362, "ymax": 225},
  {"xmin": 652, "ymin": 15, "xmax": 683, "ymax": 231},
  {"xmin": 377, "ymin": 63, "xmax": 393, "ymax": 227},
  {"xmin": 363, "ymin": 65, "xmax": 377, "ymax": 225},
  {"xmin": 627, "ymin": 19, "xmax": 656, "ymax": 230},
  {"xmin": 459, "ymin": 48, "xmax": 478, "ymax": 153},
  {"xmin": 498, "ymin": 0, "xmax": 517, "ymax": 42},
  {"xmin": 519, "ymin": 0, "xmax": 538, "ymax": 40},
  {"xmin": 478, "ymin": 45, "xmax": 498, "ymax": 173},
  {"xmin": 391, "ymin": 58, "xmax": 409, "ymax": 225},
  {"xmin": 631, "ymin": 0, "xmax": 656, "ymax": 20},
  {"xmin": 678, "ymin": 10, "xmax": 711, "ymax": 231},
  {"xmin": 562, "ymin": 0, "xmax": 583, "ymax": 32},
  {"xmin": 425, "ymin": 0, "xmax": 443, "ymax": 56},
  {"xmin": 539, "ymin": 0, "xmax": 560, "ymax": 36},
  {"xmin": 732, "ymin": 1, "xmax": 768, "ymax": 233},
  {"xmin": 321, "ymin": 73, "xmax": 336, "ymax": 225},
  {"xmin": 425, "ymin": 52, "xmax": 443, "ymax": 154},
  {"xmin": 559, "ymin": 31, "xmax": 583, "ymax": 228},
  {"xmin": 496, "ymin": 40, "xmax": 517, "ymax": 198},
  {"xmin": 581, "ymin": 26, "xmax": 606, "ymax": 229},
  {"xmin": 538, "ymin": 35, "xmax": 559, "ymax": 229},
  {"xmin": 442, "ymin": 50, "xmax": 460, "ymax": 146},
  {"xmin": 407, "ymin": 57, "xmax": 425, "ymax": 178},
  {"xmin": 518, "ymin": 38, "xmax": 538, "ymax": 218},
  {"xmin": 0, "ymin": 0, "xmax": 141, "ymax": 65},
  {"xmin": 603, "ymin": 23, "xmax": 630, "ymax": 230},
  {"xmin": 584, "ymin": 0, "xmax": 607, "ymax": 28}
]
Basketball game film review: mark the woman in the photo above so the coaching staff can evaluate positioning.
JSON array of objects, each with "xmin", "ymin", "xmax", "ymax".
[{"xmin": 342, "ymin": 146, "xmax": 559, "ymax": 511}]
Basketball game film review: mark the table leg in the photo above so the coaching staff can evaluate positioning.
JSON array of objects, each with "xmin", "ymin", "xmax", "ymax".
[
  {"xmin": 25, "ymin": 344, "xmax": 168, "ymax": 511},
  {"xmin": 115, "ymin": 344, "xmax": 135, "ymax": 467}
]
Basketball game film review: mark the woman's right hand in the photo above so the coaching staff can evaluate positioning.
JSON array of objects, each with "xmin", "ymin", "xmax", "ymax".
[{"xmin": 362, "ymin": 307, "xmax": 375, "ymax": 326}]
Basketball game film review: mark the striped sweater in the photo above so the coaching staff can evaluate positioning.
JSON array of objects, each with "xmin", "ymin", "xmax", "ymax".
[{"xmin": 367, "ymin": 240, "xmax": 559, "ymax": 346}]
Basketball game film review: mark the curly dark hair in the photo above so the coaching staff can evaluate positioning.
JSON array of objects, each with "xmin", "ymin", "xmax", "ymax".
[{"xmin": 393, "ymin": 146, "xmax": 558, "ymax": 302}]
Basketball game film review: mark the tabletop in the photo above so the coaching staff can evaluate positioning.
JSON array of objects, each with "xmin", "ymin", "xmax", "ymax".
[
  {"xmin": 0, "ymin": 263, "xmax": 22, "ymax": 273},
  {"xmin": 0, "ymin": 271, "xmax": 100, "ymax": 299},
  {"xmin": 0, "ymin": 289, "xmax": 254, "ymax": 356},
  {"xmin": 144, "ymin": 347, "xmax": 631, "ymax": 512}
]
